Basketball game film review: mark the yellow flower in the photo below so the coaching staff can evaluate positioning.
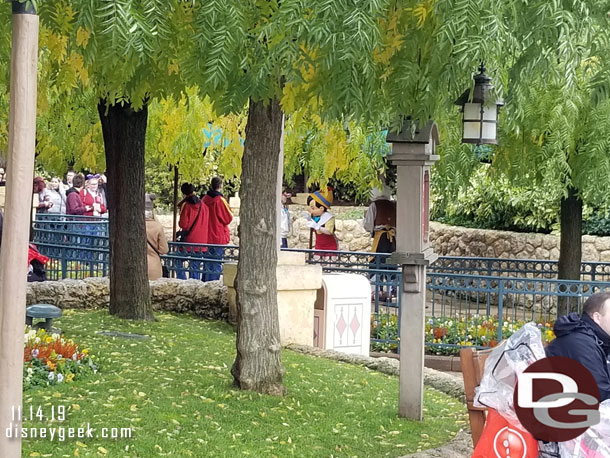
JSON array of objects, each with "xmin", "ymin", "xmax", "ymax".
[
  {"xmin": 66, "ymin": 373, "xmax": 75, "ymax": 382},
  {"xmin": 82, "ymin": 349, "xmax": 89, "ymax": 355},
  {"xmin": 46, "ymin": 361, "xmax": 55, "ymax": 371}
]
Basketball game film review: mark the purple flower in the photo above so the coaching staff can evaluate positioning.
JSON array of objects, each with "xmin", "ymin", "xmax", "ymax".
[{"xmin": 31, "ymin": 349, "xmax": 39, "ymax": 358}]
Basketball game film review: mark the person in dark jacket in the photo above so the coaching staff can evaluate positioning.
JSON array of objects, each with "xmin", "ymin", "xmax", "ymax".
[
  {"xmin": 545, "ymin": 291, "xmax": 610, "ymax": 402},
  {"xmin": 65, "ymin": 174, "xmax": 87, "ymax": 215}
]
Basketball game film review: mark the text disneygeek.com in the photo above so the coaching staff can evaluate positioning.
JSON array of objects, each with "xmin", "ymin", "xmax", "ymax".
[
  {"xmin": 5, "ymin": 405, "xmax": 133, "ymax": 441},
  {"xmin": 5, "ymin": 424, "xmax": 133, "ymax": 440}
]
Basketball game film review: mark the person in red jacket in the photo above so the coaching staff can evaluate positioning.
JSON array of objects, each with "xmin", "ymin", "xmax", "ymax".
[
  {"xmin": 201, "ymin": 177, "xmax": 233, "ymax": 281},
  {"xmin": 27, "ymin": 243, "xmax": 50, "ymax": 282},
  {"xmin": 80, "ymin": 175, "xmax": 107, "ymax": 217},
  {"xmin": 177, "ymin": 183, "xmax": 209, "ymax": 280}
]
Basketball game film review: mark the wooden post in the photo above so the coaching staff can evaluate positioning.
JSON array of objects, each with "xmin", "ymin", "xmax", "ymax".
[
  {"xmin": 277, "ymin": 115, "xmax": 284, "ymax": 252},
  {"xmin": 387, "ymin": 121, "xmax": 439, "ymax": 421},
  {"xmin": 172, "ymin": 165, "xmax": 178, "ymax": 242},
  {"xmin": 0, "ymin": 3, "xmax": 39, "ymax": 457}
]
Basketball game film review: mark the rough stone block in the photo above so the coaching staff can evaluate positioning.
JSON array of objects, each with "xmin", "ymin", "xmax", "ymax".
[
  {"xmin": 27, "ymin": 278, "xmax": 229, "ymax": 321},
  {"xmin": 595, "ymin": 237, "xmax": 610, "ymax": 252},
  {"xmin": 582, "ymin": 243, "xmax": 600, "ymax": 261}
]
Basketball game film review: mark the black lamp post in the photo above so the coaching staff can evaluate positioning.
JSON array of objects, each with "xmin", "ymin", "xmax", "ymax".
[{"xmin": 455, "ymin": 63, "xmax": 504, "ymax": 145}]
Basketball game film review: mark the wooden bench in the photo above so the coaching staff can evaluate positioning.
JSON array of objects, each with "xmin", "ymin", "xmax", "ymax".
[{"xmin": 460, "ymin": 347, "xmax": 494, "ymax": 447}]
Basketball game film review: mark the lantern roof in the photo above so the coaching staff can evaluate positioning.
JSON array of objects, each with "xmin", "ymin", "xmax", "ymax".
[
  {"xmin": 455, "ymin": 64, "xmax": 504, "ymax": 106},
  {"xmin": 386, "ymin": 120, "xmax": 439, "ymax": 145}
]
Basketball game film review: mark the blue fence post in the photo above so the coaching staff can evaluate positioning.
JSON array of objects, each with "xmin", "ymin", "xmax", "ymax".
[
  {"xmin": 497, "ymin": 280, "xmax": 504, "ymax": 342},
  {"xmin": 397, "ymin": 269, "xmax": 402, "ymax": 355},
  {"xmin": 486, "ymin": 259, "xmax": 492, "ymax": 314},
  {"xmin": 61, "ymin": 255, "xmax": 68, "ymax": 280}
]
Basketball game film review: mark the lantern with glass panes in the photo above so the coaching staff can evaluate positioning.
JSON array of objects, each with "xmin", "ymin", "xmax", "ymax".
[{"xmin": 455, "ymin": 64, "xmax": 503, "ymax": 145}]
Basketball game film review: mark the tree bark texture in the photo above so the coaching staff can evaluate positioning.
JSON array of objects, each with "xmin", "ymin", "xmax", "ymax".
[
  {"xmin": 557, "ymin": 186, "xmax": 583, "ymax": 316},
  {"xmin": 98, "ymin": 100, "xmax": 153, "ymax": 320},
  {"xmin": 0, "ymin": 10, "xmax": 39, "ymax": 458},
  {"xmin": 231, "ymin": 98, "xmax": 286, "ymax": 395}
]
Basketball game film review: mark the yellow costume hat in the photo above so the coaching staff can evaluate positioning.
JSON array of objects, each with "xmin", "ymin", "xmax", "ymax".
[{"xmin": 310, "ymin": 186, "xmax": 333, "ymax": 209}]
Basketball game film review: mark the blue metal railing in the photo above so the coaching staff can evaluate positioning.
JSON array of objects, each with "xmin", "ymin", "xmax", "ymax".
[
  {"xmin": 33, "ymin": 218, "xmax": 109, "ymax": 280},
  {"xmin": 427, "ymin": 273, "xmax": 610, "ymax": 340},
  {"xmin": 428, "ymin": 255, "xmax": 610, "ymax": 282},
  {"xmin": 31, "ymin": 218, "xmax": 610, "ymax": 353}
]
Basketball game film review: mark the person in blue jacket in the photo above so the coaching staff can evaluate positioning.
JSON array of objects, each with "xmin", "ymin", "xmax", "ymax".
[{"xmin": 545, "ymin": 291, "xmax": 610, "ymax": 402}]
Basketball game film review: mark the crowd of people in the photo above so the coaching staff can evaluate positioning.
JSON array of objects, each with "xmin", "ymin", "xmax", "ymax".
[
  {"xmin": 25, "ymin": 168, "xmax": 397, "ymax": 283},
  {"xmin": 34, "ymin": 170, "xmax": 108, "ymax": 217}
]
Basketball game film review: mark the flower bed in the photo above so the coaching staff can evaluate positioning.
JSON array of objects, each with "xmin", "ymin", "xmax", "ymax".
[
  {"xmin": 23, "ymin": 328, "xmax": 97, "ymax": 390},
  {"xmin": 371, "ymin": 315, "xmax": 556, "ymax": 355}
]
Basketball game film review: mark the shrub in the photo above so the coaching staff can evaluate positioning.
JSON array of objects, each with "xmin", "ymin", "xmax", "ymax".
[
  {"xmin": 432, "ymin": 165, "xmax": 561, "ymax": 233},
  {"xmin": 583, "ymin": 211, "xmax": 610, "ymax": 236}
]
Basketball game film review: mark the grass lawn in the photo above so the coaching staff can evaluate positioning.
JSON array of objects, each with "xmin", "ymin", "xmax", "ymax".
[{"xmin": 21, "ymin": 310, "xmax": 467, "ymax": 457}]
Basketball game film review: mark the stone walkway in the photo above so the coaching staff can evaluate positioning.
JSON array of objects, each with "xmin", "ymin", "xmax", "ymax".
[{"xmin": 399, "ymin": 430, "xmax": 473, "ymax": 458}]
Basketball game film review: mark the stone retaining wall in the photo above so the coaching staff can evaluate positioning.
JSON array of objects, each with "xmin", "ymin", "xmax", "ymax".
[
  {"xmin": 248, "ymin": 215, "xmax": 610, "ymax": 261},
  {"xmin": 159, "ymin": 211, "xmax": 610, "ymax": 260},
  {"xmin": 264, "ymin": 216, "xmax": 610, "ymax": 261},
  {"xmin": 230, "ymin": 215, "xmax": 376, "ymax": 252},
  {"xmin": 26, "ymin": 278, "xmax": 229, "ymax": 321},
  {"xmin": 429, "ymin": 222, "xmax": 610, "ymax": 262}
]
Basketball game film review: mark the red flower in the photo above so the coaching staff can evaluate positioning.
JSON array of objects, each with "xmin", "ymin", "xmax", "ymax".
[{"xmin": 433, "ymin": 327, "xmax": 447, "ymax": 340}]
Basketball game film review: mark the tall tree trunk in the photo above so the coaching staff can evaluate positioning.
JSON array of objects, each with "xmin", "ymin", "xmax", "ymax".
[
  {"xmin": 0, "ymin": 7, "xmax": 39, "ymax": 457},
  {"xmin": 98, "ymin": 100, "xmax": 153, "ymax": 320},
  {"xmin": 231, "ymin": 98, "xmax": 286, "ymax": 395},
  {"xmin": 557, "ymin": 186, "xmax": 583, "ymax": 316}
]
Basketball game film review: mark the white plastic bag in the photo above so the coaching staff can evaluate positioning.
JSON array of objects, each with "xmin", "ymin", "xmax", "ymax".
[
  {"xmin": 474, "ymin": 323, "xmax": 610, "ymax": 457},
  {"xmin": 474, "ymin": 322, "xmax": 546, "ymax": 428},
  {"xmin": 557, "ymin": 400, "xmax": 610, "ymax": 458}
]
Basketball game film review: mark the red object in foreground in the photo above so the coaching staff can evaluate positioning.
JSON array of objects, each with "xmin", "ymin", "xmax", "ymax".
[
  {"xmin": 27, "ymin": 243, "xmax": 49, "ymax": 266},
  {"xmin": 472, "ymin": 409, "xmax": 538, "ymax": 458}
]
